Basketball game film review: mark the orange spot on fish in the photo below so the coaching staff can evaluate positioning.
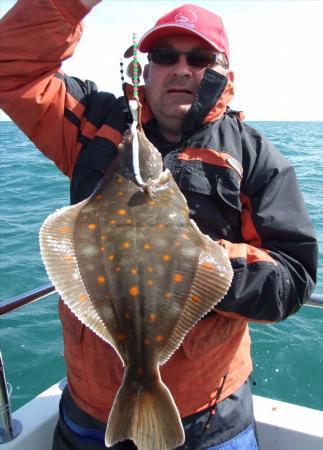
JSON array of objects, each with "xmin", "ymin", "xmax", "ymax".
[
  {"xmin": 155, "ymin": 335, "xmax": 164, "ymax": 343},
  {"xmin": 126, "ymin": 219, "xmax": 132, "ymax": 224},
  {"xmin": 149, "ymin": 313, "xmax": 156, "ymax": 321},
  {"xmin": 110, "ymin": 220, "xmax": 116, "ymax": 225},
  {"xmin": 147, "ymin": 280, "xmax": 154, "ymax": 287},
  {"xmin": 100, "ymin": 246, "xmax": 105, "ymax": 253},
  {"xmin": 100, "ymin": 235, "xmax": 107, "ymax": 241},
  {"xmin": 201, "ymin": 262, "xmax": 214, "ymax": 270},
  {"xmin": 148, "ymin": 200, "xmax": 156, "ymax": 206},
  {"xmin": 118, "ymin": 334, "xmax": 126, "ymax": 342},
  {"xmin": 96, "ymin": 194, "xmax": 102, "ymax": 200},
  {"xmin": 144, "ymin": 243, "xmax": 151, "ymax": 250},
  {"xmin": 115, "ymin": 266, "xmax": 121, "ymax": 273},
  {"xmin": 107, "ymin": 255, "xmax": 115, "ymax": 261},
  {"xmin": 122, "ymin": 242, "xmax": 130, "ymax": 249},
  {"xmin": 129, "ymin": 286, "xmax": 138, "ymax": 297},
  {"xmin": 163, "ymin": 255, "xmax": 171, "ymax": 262},
  {"xmin": 97, "ymin": 275, "xmax": 106, "ymax": 285},
  {"xmin": 117, "ymin": 209, "xmax": 127, "ymax": 216},
  {"xmin": 60, "ymin": 226, "xmax": 71, "ymax": 233},
  {"xmin": 79, "ymin": 294, "xmax": 88, "ymax": 302},
  {"xmin": 165, "ymin": 292, "xmax": 172, "ymax": 300},
  {"xmin": 88, "ymin": 223, "xmax": 96, "ymax": 231},
  {"xmin": 173, "ymin": 274, "xmax": 183, "ymax": 283},
  {"xmin": 191, "ymin": 295, "xmax": 200, "ymax": 303},
  {"xmin": 131, "ymin": 268, "xmax": 137, "ymax": 276},
  {"xmin": 117, "ymin": 191, "xmax": 124, "ymax": 196},
  {"xmin": 147, "ymin": 266, "xmax": 154, "ymax": 273}
]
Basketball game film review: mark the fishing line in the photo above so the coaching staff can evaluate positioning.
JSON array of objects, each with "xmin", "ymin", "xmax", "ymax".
[{"xmin": 194, "ymin": 373, "xmax": 228, "ymax": 450}]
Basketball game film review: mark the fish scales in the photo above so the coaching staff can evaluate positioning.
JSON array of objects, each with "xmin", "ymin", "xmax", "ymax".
[
  {"xmin": 39, "ymin": 128, "xmax": 233, "ymax": 450},
  {"xmin": 74, "ymin": 169, "xmax": 200, "ymax": 365}
]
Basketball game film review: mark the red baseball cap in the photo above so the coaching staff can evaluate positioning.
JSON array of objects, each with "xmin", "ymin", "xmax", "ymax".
[{"xmin": 138, "ymin": 4, "xmax": 230, "ymax": 61}]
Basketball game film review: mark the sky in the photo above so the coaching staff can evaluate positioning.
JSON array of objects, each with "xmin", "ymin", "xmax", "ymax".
[{"xmin": 0, "ymin": 0, "xmax": 323, "ymax": 121}]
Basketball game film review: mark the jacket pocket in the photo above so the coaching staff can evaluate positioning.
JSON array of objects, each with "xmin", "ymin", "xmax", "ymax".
[{"xmin": 174, "ymin": 158, "xmax": 242, "ymax": 212}]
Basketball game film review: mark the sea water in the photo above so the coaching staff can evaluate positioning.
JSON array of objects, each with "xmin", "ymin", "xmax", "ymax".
[{"xmin": 0, "ymin": 120, "xmax": 322, "ymax": 412}]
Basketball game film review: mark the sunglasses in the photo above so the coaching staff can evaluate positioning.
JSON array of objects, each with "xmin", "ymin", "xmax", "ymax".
[{"xmin": 148, "ymin": 48, "xmax": 228, "ymax": 69}]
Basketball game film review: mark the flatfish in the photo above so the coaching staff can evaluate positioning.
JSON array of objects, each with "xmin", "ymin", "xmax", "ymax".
[{"xmin": 39, "ymin": 109, "xmax": 233, "ymax": 450}]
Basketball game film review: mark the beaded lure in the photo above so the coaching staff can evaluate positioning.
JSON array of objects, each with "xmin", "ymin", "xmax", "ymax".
[{"xmin": 121, "ymin": 33, "xmax": 145, "ymax": 187}]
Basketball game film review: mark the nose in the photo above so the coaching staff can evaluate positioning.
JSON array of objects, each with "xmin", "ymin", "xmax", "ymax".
[{"xmin": 171, "ymin": 54, "xmax": 193, "ymax": 77}]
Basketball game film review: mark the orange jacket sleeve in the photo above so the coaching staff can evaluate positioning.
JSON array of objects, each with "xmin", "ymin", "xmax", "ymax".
[{"xmin": 0, "ymin": 0, "xmax": 93, "ymax": 177}]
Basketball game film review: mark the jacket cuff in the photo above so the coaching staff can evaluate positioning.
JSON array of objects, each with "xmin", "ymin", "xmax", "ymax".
[{"xmin": 51, "ymin": 0, "xmax": 91, "ymax": 25}]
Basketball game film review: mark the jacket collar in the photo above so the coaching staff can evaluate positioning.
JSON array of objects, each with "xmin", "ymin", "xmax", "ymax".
[
  {"xmin": 181, "ymin": 69, "xmax": 229, "ymax": 138},
  {"xmin": 124, "ymin": 68, "xmax": 233, "ymax": 141}
]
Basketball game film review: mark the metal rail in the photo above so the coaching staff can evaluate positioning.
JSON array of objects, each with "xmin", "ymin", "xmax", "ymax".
[
  {"xmin": 0, "ymin": 285, "xmax": 56, "ymax": 442},
  {"xmin": 0, "ymin": 284, "xmax": 323, "ymax": 316},
  {"xmin": 305, "ymin": 293, "xmax": 323, "ymax": 308},
  {"xmin": 0, "ymin": 351, "xmax": 22, "ymax": 443},
  {"xmin": 0, "ymin": 283, "xmax": 56, "ymax": 316}
]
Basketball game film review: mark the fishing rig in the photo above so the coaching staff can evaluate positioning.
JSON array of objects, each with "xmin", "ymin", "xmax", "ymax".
[{"xmin": 120, "ymin": 33, "xmax": 145, "ymax": 188}]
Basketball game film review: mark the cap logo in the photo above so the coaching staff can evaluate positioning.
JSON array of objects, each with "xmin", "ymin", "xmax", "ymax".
[{"xmin": 174, "ymin": 9, "xmax": 198, "ymax": 29}]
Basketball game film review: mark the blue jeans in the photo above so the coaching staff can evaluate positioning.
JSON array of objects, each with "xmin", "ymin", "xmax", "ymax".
[{"xmin": 206, "ymin": 425, "xmax": 259, "ymax": 450}]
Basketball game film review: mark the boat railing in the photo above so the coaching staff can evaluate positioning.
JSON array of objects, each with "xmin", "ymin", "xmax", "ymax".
[
  {"xmin": 1, "ymin": 283, "xmax": 323, "ymax": 317},
  {"xmin": 0, "ymin": 283, "xmax": 55, "ymax": 317},
  {"xmin": 0, "ymin": 285, "xmax": 323, "ymax": 443},
  {"xmin": 0, "ymin": 283, "xmax": 55, "ymax": 443}
]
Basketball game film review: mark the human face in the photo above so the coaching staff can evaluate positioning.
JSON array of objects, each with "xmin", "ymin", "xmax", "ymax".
[{"xmin": 143, "ymin": 35, "xmax": 229, "ymax": 142}]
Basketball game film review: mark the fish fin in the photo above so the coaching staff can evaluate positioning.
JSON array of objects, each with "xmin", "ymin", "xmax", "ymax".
[
  {"xmin": 159, "ymin": 238, "xmax": 233, "ymax": 365},
  {"xmin": 105, "ymin": 369, "xmax": 184, "ymax": 450},
  {"xmin": 39, "ymin": 200, "xmax": 117, "ymax": 350}
]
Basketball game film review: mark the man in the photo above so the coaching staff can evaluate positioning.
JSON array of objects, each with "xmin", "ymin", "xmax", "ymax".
[{"xmin": 0, "ymin": 1, "xmax": 318, "ymax": 449}]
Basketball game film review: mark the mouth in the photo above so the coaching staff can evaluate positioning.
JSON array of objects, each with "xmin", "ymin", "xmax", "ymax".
[{"xmin": 166, "ymin": 88, "xmax": 194, "ymax": 95}]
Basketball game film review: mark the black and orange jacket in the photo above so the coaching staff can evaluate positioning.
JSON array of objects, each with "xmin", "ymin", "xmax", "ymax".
[{"xmin": 0, "ymin": 0, "xmax": 318, "ymax": 422}]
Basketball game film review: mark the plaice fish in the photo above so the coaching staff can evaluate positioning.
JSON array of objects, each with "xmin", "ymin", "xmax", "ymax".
[{"xmin": 39, "ymin": 100, "xmax": 233, "ymax": 450}]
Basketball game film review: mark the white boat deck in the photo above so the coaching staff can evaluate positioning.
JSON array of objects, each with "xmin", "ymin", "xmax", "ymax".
[
  {"xmin": 2, "ymin": 381, "xmax": 323, "ymax": 450},
  {"xmin": 253, "ymin": 394, "xmax": 323, "ymax": 450}
]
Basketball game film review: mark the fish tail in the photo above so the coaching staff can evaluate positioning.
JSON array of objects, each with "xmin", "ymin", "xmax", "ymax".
[{"xmin": 105, "ymin": 370, "xmax": 185, "ymax": 450}]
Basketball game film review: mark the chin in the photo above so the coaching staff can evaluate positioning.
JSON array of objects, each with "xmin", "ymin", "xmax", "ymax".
[{"xmin": 165, "ymin": 105, "xmax": 191, "ymax": 119}]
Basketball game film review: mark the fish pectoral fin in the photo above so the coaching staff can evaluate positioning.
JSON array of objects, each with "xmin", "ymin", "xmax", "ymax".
[
  {"xmin": 159, "ymin": 239, "xmax": 234, "ymax": 365},
  {"xmin": 144, "ymin": 169, "xmax": 171, "ymax": 199},
  {"xmin": 156, "ymin": 169, "xmax": 171, "ymax": 185},
  {"xmin": 105, "ymin": 368, "xmax": 184, "ymax": 450}
]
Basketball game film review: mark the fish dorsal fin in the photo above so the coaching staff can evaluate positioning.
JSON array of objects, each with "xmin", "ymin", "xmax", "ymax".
[
  {"xmin": 159, "ymin": 236, "xmax": 233, "ymax": 365},
  {"xmin": 39, "ymin": 199, "xmax": 119, "ymax": 353}
]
